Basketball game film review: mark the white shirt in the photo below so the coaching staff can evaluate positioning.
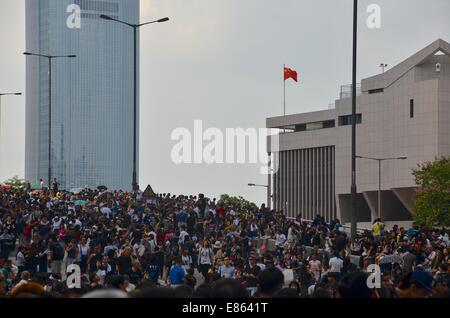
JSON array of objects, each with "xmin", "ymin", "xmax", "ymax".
[
  {"xmin": 276, "ymin": 234, "xmax": 286, "ymax": 246},
  {"xmin": 257, "ymin": 263, "xmax": 266, "ymax": 271},
  {"xmin": 78, "ymin": 244, "xmax": 89, "ymax": 256},
  {"xmin": 100, "ymin": 207, "xmax": 112, "ymax": 219},
  {"xmin": 52, "ymin": 218, "xmax": 62, "ymax": 231},
  {"xmin": 199, "ymin": 247, "xmax": 213, "ymax": 265},
  {"xmin": 329, "ymin": 257, "xmax": 344, "ymax": 273},
  {"xmin": 148, "ymin": 231, "xmax": 157, "ymax": 244},
  {"xmin": 179, "ymin": 231, "xmax": 189, "ymax": 244},
  {"xmin": 74, "ymin": 219, "xmax": 82, "ymax": 227},
  {"xmin": 181, "ymin": 255, "xmax": 192, "ymax": 272},
  {"xmin": 16, "ymin": 251, "xmax": 26, "ymax": 267},
  {"xmin": 96, "ymin": 265, "xmax": 112, "ymax": 285}
]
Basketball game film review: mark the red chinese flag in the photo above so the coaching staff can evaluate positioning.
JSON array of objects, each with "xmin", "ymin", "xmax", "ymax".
[{"xmin": 284, "ymin": 67, "xmax": 298, "ymax": 82}]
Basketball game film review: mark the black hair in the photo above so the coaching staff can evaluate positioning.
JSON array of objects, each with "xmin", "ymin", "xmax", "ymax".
[
  {"xmin": 132, "ymin": 286, "xmax": 180, "ymax": 298},
  {"xmin": 174, "ymin": 285, "xmax": 194, "ymax": 298},
  {"xmin": 337, "ymin": 272, "xmax": 373, "ymax": 298},
  {"xmin": 274, "ymin": 288, "xmax": 300, "ymax": 298},
  {"xmin": 311, "ymin": 287, "xmax": 331, "ymax": 298},
  {"xmin": 110, "ymin": 275, "xmax": 125, "ymax": 289},
  {"xmin": 211, "ymin": 278, "xmax": 250, "ymax": 298},
  {"xmin": 193, "ymin": 283, "xmax": 213, "ymax": 298},
  {"xmin": 257, "ymin": 267, "xmax": 284, "ymax": 297}
]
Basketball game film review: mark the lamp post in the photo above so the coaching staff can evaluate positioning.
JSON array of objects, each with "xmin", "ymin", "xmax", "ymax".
[
  {"xmin": 0, "ymin": 93, "xmax": 22, "ymax": 162},
  {"xmin": 248, "ymin": 183, "xmax": 270, "ymax": 209},
  {"xmin": 356, "ymin": 155, "xmax": 407, "ymax": 220},
  {"xmin": 248, "ymin": 183, "xmax": 269, "ymax": 188},
  {"xmin": 23, "ymin": 53, "xmax": 76, "ymax": 187},
  {"xmin": 350, "ymin": 0, "xmax": 359, "ymax": 238},
  {"xmin": 100, "ymin": 14, "xmax": 169, "ymax": 192}
]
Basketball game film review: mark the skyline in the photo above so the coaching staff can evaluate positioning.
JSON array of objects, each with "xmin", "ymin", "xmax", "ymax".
[{"xmin": 1, "ymin": 0, "xmax": 450, "ymax": 204}]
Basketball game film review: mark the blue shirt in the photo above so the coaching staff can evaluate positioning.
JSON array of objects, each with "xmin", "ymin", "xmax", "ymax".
[
  {"xmin": 176, "ymin": 210, "xmax": 188, "ymax": 223},
  {"xmin": 169, "ymin": 265, "xmax": 185, "ymax": 285}
]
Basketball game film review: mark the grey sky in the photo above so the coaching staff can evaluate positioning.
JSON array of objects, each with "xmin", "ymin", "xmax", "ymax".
[{"xmin": 0, "ymin": 0, "xmax": 449, "ymax": 205}]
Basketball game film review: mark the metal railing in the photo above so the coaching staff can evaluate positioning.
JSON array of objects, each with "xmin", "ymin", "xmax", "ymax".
[
  {"xmin": 340, "ymin": 83, "xmax": 361, "ymax": 99},
  {"xmin": 285, "ymin": 217, "xmax": 366, "ymax": 235}
]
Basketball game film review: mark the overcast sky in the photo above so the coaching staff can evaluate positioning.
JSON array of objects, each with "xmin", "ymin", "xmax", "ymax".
[{"xmin": 0, "ymin": 0, "xmax": 449, "ymax": 205}]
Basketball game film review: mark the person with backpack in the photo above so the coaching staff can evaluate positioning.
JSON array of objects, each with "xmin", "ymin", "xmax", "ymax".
[
  {"xmin": 49, "ymin": 238, "xmax": 65, "ymax": 276},
  {"xmin": 198, "ymin": 240, "xmax": 214, "ymax": 279},
  {"xmin": 66, "ymin": 239, "xmax": 79, "ymax": 266}
]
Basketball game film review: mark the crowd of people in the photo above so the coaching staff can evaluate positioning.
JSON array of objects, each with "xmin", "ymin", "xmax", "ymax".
[{"xmin": 0, "ymin": 183, "xmax": 449, "ymax": 298}]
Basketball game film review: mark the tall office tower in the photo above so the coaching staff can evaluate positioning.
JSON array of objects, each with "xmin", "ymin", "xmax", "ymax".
[{"xmin": 25, "ymin": 0, "xmax": 139, "ymax": 190}]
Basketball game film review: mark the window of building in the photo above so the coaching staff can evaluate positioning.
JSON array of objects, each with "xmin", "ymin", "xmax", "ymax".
[
  {"xmin": 75, "ymin": 0, "xmax": 119, "ymax": 13},
  {"xmin": 368, "ymin": 88, "xmax": 384, "ymax": 94},
  {"xmin": 294, "ymin": 120, "xmax": 335, "ymax": 132},
  {"xmin": 338, "ymin": 114, "xmax": 362, "ymax": 126},
  {"xmin": 322, "ymin": 120, "xmax": 335, "ymax": 128},
  {"xmin": 410, "ymin": 99, "xmax": 414, "ymax": 118}
]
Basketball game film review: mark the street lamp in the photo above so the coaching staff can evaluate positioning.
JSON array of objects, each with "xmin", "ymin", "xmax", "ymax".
[
  {"xmin": 0, "ymin": 92, "xmax": 22, "ymax": 162},
  {"xmin": 350, "ymin": 0, "xmax": 359, "ymax": 238},
  {"xmin": 100, "ymin": 14, "xmax": 169, "ymax": 192},
  {"xmin": 379, "ymin": 63, "xmax": 388, "ymax": 73},
  {"xmin": 356, "ymin": 155, "xmax": 407, "ymax": 220},
  {"xmin": 23, "ymin": 52, "xmax": 76, "ymax": 187},
  {"xmin": 248, "ymin": 183, "xmax": 271, "ymax": 209},
  {"xmin": 247, "ymin": 183, "xmax": 269, "ymax": 188}
]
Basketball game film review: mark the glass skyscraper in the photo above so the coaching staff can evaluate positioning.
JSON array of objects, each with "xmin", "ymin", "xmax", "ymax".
[{"xmin": 25, "ymin": 0, "xmax": 140, "ymax": 190}]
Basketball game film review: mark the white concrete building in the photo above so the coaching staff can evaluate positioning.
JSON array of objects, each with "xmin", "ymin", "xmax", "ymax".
[{"xmin": 267, "ymin": 39, "xmax": 450, "ymax": 224}]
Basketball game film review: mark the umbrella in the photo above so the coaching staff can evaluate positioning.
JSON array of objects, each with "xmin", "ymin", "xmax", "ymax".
[
  {"xmin": 31, "ymin": 183, "xmax": 41, "ymax": 190},
  {"xmin": 96, "ymin": 191, "xmax": 113, "ymax": 204},
  {"xmin": 0, "ymin": 184, "xmax": 13, "ymax": 190},
  {"xmin": 74, "ymin": 200, "xmax": 87, "ymax": 206},
  {"xmin": 32, "ymin": 190, "xmax": 43, "ymax": 195},
  {"xmin": 70, "ymin": 188, "xmax": 84, "ymax": 194},
  {"xmin": 97, "ymin": 185, "xmax": 108, "ymax": 191}
]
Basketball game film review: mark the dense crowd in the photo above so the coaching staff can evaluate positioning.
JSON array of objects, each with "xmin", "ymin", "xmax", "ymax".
[{"xmin": 0, "ymin": 182, "xmax": 449, "ymax": 298}]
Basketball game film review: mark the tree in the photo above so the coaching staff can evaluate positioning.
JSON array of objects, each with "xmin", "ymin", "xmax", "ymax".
[
  {"xmin": 412, "ymin": 157, "xmax": 450, "ymax": 227},
  {"xmin": 219, "ymin": 194, "xmax": 258, "ymax": 211},
  {"xmin": 3, "ymin": 176, "xmax": 28, "ymax": 190}
]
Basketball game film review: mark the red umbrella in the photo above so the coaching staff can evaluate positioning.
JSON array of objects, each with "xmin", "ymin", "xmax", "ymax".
[{"xmin": 0, "ymin": 184, "xmax": 13, "ymax": 190}]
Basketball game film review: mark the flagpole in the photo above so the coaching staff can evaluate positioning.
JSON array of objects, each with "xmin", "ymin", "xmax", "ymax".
[
  {"xmin": 283, "ymin": 64, "xmax": 286, "ymax": 134},
  {"xmin": 283, "ymin": 64, "xmax": 286, "ymax": 117}
]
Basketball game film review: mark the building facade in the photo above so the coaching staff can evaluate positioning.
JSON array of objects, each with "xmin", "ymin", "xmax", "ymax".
[
  {"xmin": 267, "ymin": 39, "xmax": 450, "ymax": 224},
  {"xmin": 25, "ymin": 0, "xmax": 139, "ymax": 190}
]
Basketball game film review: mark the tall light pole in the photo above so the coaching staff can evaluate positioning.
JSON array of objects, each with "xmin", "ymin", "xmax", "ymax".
[
  {"xmin": 248, "ymin": 183, "xmax": 270, "ymax": 209},
  {"xmin": 379, "ymin": 63, "xmax": 388, "ymax": 73},
  {"xmin": 356, "ymin": 155, "xmax": 407, "ymax": 220},
  {"xmin": 100, "ymin": 15, "xmax": 169, "ymax": 192},
  {"xmin": 350, "ymin": 0, "xmax": 359, "ymax": 238},
  {"xmin": 23, "ymin": 53, "xmax": 76, "ymax": 187},
  {"xmin": 0, "ymin": 93, "xmax": 22, "ymax": 162}
]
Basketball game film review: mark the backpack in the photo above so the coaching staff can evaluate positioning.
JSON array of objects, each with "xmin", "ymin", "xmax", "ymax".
[{"xmin": 52, "ymin": 244, "xmax": 65, "ymax": 261}]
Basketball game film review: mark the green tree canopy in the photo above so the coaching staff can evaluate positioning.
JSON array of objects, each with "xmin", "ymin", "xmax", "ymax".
[
  {"xmin": 219, "ymin": 194, "xmax": 259, "ymax": 211},
  {"xmin": 412, "ymin": 157, "xmax": 450, "ymax": 227},
  {"xmin": 2, "ymin": 176, "xmax": 29, "ymax": 190}
]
